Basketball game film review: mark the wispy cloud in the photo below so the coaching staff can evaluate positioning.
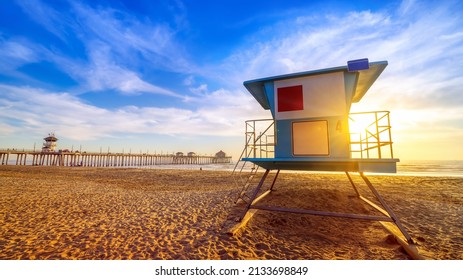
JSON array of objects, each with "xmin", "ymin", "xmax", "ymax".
[
  {"xmin": 12, "ymin": 0, "xmax": 193, "ymax": 98},
  {"xmin": 52, "ymin": 42, "xmax": 184, "ymax": 97},
  {"xmin": 15, "ymin": 0, "xmax": 71, "ymax": 42},
  {"xmin": 0, "ymin": 37, "xmax": 44, "ymax": 73},
  {"xmin": 69, "ymin": 1, "xmax": 196, "ymax": 74},
  {"xmin": 72, "ymin": 3, "xmax": 176, "ymax": 63},
  {"xmin": 0, "ymin": 38, "xmax": 38, "ymax": 63},
  {"xmin": 0, "ymin": 84, "xmax": 263, "ymax": 142},
  {"xmin": 0, "ymin": 37, "xmax": 56, "ymax": 88}
]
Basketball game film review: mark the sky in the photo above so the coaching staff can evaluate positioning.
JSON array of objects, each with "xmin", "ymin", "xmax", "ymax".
[{"xmin": 1, "ymin": 0, "xmax": 462, "ymax": 160}]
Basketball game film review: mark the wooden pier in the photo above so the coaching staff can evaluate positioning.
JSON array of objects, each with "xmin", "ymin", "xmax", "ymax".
[{"xmin": 0, "ymin": 150, "xmax": 232, "ymax": 167}]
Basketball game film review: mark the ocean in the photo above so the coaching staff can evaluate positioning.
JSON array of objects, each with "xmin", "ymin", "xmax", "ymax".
[
  {"xmin": 2, "ymin": 156, "xmax": 463, "ymax": 177},
  {"xmin": 396, "ymin": 160, "xmax": 463, "ymax": 177},
  {"xmin": 143, "ymin": 160, "xmax": 463, "ymax": 177}
]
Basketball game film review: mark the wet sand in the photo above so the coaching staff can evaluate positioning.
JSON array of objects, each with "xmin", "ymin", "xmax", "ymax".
[{"xmin": 0, "ymin": 166, "xmax": 461, "ymax": 259}]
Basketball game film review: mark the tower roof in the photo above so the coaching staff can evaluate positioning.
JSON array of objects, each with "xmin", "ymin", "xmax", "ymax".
[
  {"xmin": 44, "ymin": 134, "xmax": 58, "ymax": 141},
  {"xmin": 243, "ymin": 60, "xmax": 388, "ymax": 110}
]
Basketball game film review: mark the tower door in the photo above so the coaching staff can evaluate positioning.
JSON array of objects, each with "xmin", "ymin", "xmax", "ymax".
[{"xmin": 292, "ymin": 120, "xmax": 329, "ymax": 156}]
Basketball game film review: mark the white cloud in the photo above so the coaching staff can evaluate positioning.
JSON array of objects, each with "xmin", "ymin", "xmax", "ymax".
[
  {"xmin": 183, "ymin": 75, "xmax": 195, "ymax": 86},
  {"xmin": 0, "ymin": 39, "xmax": 37, "ymax": 62},
  {"xmin": 0, "ymin": 84, "xmax": 264, "ymax": 143},
  {"xmin": 189, "ymin": 84, "xmax": 208, "ymax": 95},
  {"xmin": 73, "ymin": 43, "xmax": 183, "ymax": 97},
  {"xmin": 398, "ymin": 0, "xmax": 417, "ymax": 15},
  {"xmin": 10, "ymin": 0, "xmax": 194, "ymax": 98},
  {"xmin": 0, "ymin": 38, "xmax": 48, "ymax": 78},
  {"xmin": 69, "ymin": 1, "xmax": 194, "ymax": 73}
]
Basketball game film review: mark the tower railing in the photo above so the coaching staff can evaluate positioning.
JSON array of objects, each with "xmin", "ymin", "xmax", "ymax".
[
  {"xmin": 232, "ymin": 119, "xmax": 275, "ymax": 175},
  {"xmin": 244, "ymin": 119, "xmax": 275, "ymax": 159},
  {"xmin": 232, "ymin": 119, "xmax": 275, "ymax": 203},
  {"xmin": 349, "ymin": 111, "xmax": 394, "ymax": 159},
  {"xmin": 236, "ymin": 111, "xmax": 394, "ymax": 162}
]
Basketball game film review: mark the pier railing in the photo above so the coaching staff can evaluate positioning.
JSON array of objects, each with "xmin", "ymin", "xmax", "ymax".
[{"xmin": 0, "ymin": 151, "xmax": 231, "ymax": 167}]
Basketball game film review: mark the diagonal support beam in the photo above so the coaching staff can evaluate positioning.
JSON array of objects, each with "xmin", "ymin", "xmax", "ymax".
[
  {"xmin": 346, "ymin": 171, "xmax": 390, "ymax": 217},
  {"xmin": 346, "ymin": 171, "xmax": 360, "ymax": 197},
  {"xmin": 359, "ymin": 172, "xmax": 414, "ymax": 244},
  {"xmin": 239, "ymin": 169, "xmax": 270, "ymax": 221},
  {"xmin": 269, "ymin": 169, "xmax": 280, "ymax": 191}
]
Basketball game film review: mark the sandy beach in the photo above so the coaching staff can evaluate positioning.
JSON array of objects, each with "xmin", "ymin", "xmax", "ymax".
[{"xmin": 0, "ymin": 165, "xmax": 461, "ymax": 260}]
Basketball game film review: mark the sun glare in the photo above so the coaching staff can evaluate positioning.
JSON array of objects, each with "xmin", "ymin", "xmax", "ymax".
[{"xmin": 348, "ymin": 115, "xmax": 375, "ymax": 134}]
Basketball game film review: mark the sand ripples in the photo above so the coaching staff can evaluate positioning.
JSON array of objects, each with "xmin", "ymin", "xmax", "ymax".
[{"xmin": 1, "ymin": 166, "xmax": 461, "ymax": 259}]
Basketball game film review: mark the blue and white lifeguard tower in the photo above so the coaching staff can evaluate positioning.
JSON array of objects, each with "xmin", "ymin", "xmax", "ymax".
[{"xmin": 233, "ymin": 59, "xmax": 419, "ymax": 257}]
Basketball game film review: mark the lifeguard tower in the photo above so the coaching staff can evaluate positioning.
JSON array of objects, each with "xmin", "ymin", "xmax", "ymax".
[
  {"xmin": 233, "ymin": 59, "xmax": 419, "ymax": 257},
  {"xmin": 42, "ymin": 133, "xmax": 58, "ymax": 152}
]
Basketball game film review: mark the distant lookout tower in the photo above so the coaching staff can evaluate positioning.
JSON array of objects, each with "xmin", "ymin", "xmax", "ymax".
[{"xmin": 42, "ymin": 133, "xmax": 58, "ymax": 152}]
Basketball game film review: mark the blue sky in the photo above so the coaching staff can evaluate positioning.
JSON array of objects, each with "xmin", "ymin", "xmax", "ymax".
[{"xmin": 1, "ymin": 0, "xmax": 463, "ymax": 160}]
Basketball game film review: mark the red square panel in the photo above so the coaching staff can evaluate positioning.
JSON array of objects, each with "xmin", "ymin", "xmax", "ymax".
[{"xmin": 277, "ymin": 85, "xmax": 304, "ymax": 112}]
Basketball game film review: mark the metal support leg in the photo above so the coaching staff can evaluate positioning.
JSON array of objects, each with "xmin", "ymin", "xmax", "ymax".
[
  {"xmin": 269, "ymin": 169, "xmax": 280, "ymax": 191},
  {"xmin": 359, "ymin": 172, "xmax": 414, "ymax": 244},
  {"xmin": 239, "ymin": 169, "xmax": 270, "ymax": 221},
  {"xmin": 345, "ymin": 171, "xmax": 360, "ymax": 197}
]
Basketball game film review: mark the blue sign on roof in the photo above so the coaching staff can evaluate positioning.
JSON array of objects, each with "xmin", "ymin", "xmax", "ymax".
[{"xmin": 347, "ymin": 58, "xmax": 370, "ymax": 72}]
